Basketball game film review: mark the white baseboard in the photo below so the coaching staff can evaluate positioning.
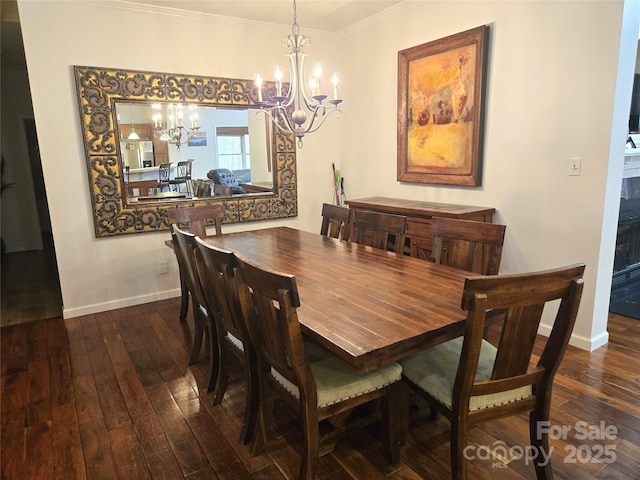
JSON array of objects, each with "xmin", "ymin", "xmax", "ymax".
[
  {"xmin": 61, "ymin": 288, "xmax": 181, "ymax": 319},
  {"xmin": 537, "ymin": 324, "xmax": 609, "ymax": 352}
]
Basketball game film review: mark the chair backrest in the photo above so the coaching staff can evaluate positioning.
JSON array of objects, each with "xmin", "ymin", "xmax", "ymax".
[
  {"xmin": 234, "ymin": 255, "xmax": 314, "ymax": 404},
  {"xmin": 172, "ymin": 225, "xmax": 208, "ymax": 311},
  {"xmin": 194, "ymin": 238, "xmax": 249, "ymax": 349},
  {"xmin": 431, "ymin": 217, "xmax": 506, "ymax": 275},
  {"xmin": 195, "ymin": 179, "xmax": 212, "ymax": 197},
  {"xmin": 456, "ymin": 263, "xmax": 585, "ymax": 412},
  {"xmin": 352, "ymin": 210, "xmax": 407, "ymax": 254},
  {"xmin": 320, "ymin": 203, "xmax": 352, "ymax": 241},
  {"xmin": 158, "ymin": 162, "xmax": 171, "ymax": 183},
  {"xmin": 167, "ymin": 204, "xmax": 223, "ymax": 239},
  {"xmin": 175, "ymin": 160, "xmax": 193, "ymax": 180}
]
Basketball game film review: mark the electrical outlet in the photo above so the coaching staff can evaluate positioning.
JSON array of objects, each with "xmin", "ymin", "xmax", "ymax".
[
  {"xmin": 569, "ymin": 157, "xmax": 581, "ymax": 176},
  {"xmin": 159, "ymin": 260, "xmax": 169, "ymax": 274}
]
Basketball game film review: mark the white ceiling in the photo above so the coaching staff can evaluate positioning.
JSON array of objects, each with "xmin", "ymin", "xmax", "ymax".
[{"xmin": 111, "ymin": 0, "xmax": 405, "ymax": 32}]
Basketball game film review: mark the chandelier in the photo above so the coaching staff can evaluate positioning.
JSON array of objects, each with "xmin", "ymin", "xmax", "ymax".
[
  {"xmin": 152, "ymin": 103, "xmax": 199, "ymax": 150},
  {"xmin": 255, "ymin": 0, "xmax": 342, "ymax": 148}
]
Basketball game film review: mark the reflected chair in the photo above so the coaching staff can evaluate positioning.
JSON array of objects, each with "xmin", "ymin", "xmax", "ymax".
[
  {"xmin": 124, "ymin": 165, "xmax": 132, "ymax": 196},
  {"xmin": 430, "ymin": 217, "xmax": 507, "ymax": 275},
  {"xmin": 399, "ymin": 263, "xmax": 586, "ymax": 480},
  {"xmin": 193, "ymin": 239, "xmax": 258, "ymax": 445},
  {"xmin": 157, "ymin": 162, "xmax": 171, "ymax": 192},
  {"xmin": 169, "ymin": 159, "xmax": 194, "ymax": 195},
  {"xmin": 172, "ymin": 225, "xmax": 218, "ymax": 392},
  {"xmin": 195, "ymin": 179, "xmax": 212, "ymax": 198},
  {"xmin": 207, "ymin": 168, "xmax": 245, "ymax": 194},
  {"xmin": 352, "ymin": 210, "xmax": 407, "ymax": 254},
  {"xmin": 320, "ymin": 203, "xmax": 352, "ymax": 241},
  {"xmin": 167, "ymin": 205, "xmax": 223, "ymax": 322},
  {"xmin": 213, "ymin": 184, "xmax": 233, "ymax": 197},
  {"xmin": 234, "ymin": 254, "xmax": 402, "ymax": 480}
]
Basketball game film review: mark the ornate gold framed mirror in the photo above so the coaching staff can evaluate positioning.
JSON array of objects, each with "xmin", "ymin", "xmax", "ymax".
[{"xmin": 74, "ymin": 66, "xmax": 297, "ymax": 237}]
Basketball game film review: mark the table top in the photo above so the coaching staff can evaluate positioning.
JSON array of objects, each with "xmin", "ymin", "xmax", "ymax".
[
  {"xmin": 346, "ymin": 196, "xmax": 495, "ymax": 218},
  {"xmin": 127, "ymin": 180, "xmax": 159, "ymax": 187},
  {"xmin": 134, "ymin": 192, "xmax": 187, "ymax": 202},
  {"xmin": 204, "ymin": 226, "xmax": 470, "ymax": 373}
]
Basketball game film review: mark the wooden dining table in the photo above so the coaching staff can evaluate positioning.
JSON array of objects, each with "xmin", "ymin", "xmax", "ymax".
[{"xmin": 203, "ymin": 226, "xmax": 471, "ymax": 373}]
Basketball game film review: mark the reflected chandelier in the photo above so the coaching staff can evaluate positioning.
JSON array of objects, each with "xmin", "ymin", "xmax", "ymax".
[
  {"xmin": 152, "ymin": 103, "xmax": 200, "ymax": 150},
  {"xmin": 255, "ymin": 0, "xmax": 342, "ymax": 148}
]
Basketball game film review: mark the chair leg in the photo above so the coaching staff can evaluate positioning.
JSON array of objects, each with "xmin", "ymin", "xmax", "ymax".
[
  {"xmin": 382, "ymin": 382, "xmax": 401, "ymax": 463},
  {"xmin": 450, "ymin": 417, "xmax": 468, "ymax": 480},
  {"xmin": 188, "ymin": 302, "xmax": 204, "ymax": 365},
  {"xmin": 211, "ymin": 339, "xmax": 229, "ymax": 399},
  {"xmin": 530, "ymin": 407, "xmax": 554, "ymax": 480},
  {"xmin": 205, "ymin": 320, "xmax": 219, "ymax": 393},
  {"xmin": 250, "ymin": 369, "xmax": 272, "ymax": 457},
  {"xmin": 239, "ymin": 349, "xmax": 259, "ymax": 445},
  {"xmin": 179, "ymin": 277, "xmax": 189, "ymax": 321},
  {"xmin": 299, "ymin": 403, "xmax": 320, "ymax": 480}
]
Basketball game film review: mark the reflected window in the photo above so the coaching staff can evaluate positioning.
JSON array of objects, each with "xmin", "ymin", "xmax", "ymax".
[{"xmin": 216, "ymin": 127, "xmax": 250, "ymax": 170}]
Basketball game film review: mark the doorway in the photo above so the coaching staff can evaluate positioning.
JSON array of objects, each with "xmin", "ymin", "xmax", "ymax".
[{"xmin": 0, "ymin": 4, "xmax": 62, "ymax": 327}]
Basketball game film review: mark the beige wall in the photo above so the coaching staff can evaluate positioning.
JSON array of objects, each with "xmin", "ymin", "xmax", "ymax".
[{"xmin": 17, "ymin": 0, "xmax": 639, "ymax": 350}]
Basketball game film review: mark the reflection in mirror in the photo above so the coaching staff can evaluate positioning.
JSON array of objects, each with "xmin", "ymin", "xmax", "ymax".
[
  {"xmin": 74, "ymin": 65, "xmax": 297, "ymax": 237},
  {"xmin": 114, "ymin": 102, "xmax": 274, "ymax": 204}
]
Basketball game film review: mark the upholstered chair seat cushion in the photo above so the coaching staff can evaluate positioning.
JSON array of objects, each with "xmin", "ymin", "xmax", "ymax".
[
  {"xmin": 271, "ymin": 342, "xmax": 402, "ymax": 409},
  {"xmin": 400, "ymin": 337, "xmax": 532, "ymax": 411}
]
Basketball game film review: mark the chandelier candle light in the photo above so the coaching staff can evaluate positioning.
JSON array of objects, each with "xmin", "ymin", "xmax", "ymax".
[
  {"xmin": 152, "ymin": 103, "xmax": 200, "ymax": 150},
  {"xmin": 255, "ymin": 0, "xmax": 342, "ymax": 148}
]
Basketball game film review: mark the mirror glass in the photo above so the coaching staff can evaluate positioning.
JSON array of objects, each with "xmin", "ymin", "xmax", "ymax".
[
  {"xmin": 74, "ymin": 66, "xmax": 298, "ymax": 237},
  {"xmin": 115, "ymin": 102, "xmax": 275, "ymax": 204}
]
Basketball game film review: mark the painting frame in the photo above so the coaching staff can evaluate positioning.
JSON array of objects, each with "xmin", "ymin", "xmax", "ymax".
[
  {"xmin": 397, "ymin": 25, "xmax": 489, "ymax": 186},
  {"xmin": 187, "ymin": 130, "xmax": 207, "ymax": 147}
]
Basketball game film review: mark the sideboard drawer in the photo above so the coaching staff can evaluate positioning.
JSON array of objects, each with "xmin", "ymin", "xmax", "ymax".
[{"xmin": 406, "ymin": 218, "xmax": 431, "ymax": 238}]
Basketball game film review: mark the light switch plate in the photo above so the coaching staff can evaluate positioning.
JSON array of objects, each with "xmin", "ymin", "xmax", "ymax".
[{"xmin": 569, "ymin": 157, "xmax": 582, "ymax": 176}]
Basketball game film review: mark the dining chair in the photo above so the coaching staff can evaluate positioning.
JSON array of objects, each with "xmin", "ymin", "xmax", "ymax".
[
  {"xmin": 319, "ymin": 203, "xmax": 352, "ymax": 241},
  {"xmin": 430, "ymin": 217, "xmax": 507, "ymax": 275},
  {"xmin": 193, "ymin": 238, "xmax": 258, "ymax": 445},
  {"xmin": 399, "ymin": 263, "xmax": 586, "ymax": 480},
  {"xmin": 167, "ymin": 205, "xmax": 224, "ymax": 322},
  {"xmin": 169, "ymin": 159, "xmax": 194, "ymax": 195},
  {"xmin": 172, "ymin": 225, "xmax": 219, "ymax": 392},
  {"xmin": 351, "ymin": 209, "xmax": 407, "ymax": 254},
  {"xmin": 157, "ymin": 162, "xmax": 171, "ymax": 192},
  {"xmin": 234, "ymin": 254, "xmax": 403, "ymax": 480}
]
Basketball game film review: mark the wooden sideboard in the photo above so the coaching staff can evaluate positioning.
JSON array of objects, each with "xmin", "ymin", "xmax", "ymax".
[{"xmin": 345, "ymin": 197, "xmax": 496, "ymax": 263}]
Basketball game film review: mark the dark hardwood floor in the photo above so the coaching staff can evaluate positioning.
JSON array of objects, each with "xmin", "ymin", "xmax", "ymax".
[
  {"xmin": 0, "ymin": 234, "xmax": 62, "ymax": 327},
  {"xmin": 1, "ymin": 244, "xmax": 639, "ymax": 479}
]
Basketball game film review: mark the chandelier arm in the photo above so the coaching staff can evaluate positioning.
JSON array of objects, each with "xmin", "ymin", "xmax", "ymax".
[
  {"xmin": 300, "ymin": 108, "xmax": 343, "ymax": 135},
  {"xmin": 256, "ymin": 107, "xmax": 285, "ymax": 130},
  {"xmin": 296, "ymin": 49, "xmax": 320, "ymax": 108},
  {"xmin": 183, "ymin": 129, "xmax": 198, "ymax": 144},
  {"xmin": 256, "ymin": 108, "xmax": 296, "ymax": 137},
  {"xmin": 276, "ymin": 109, "xmax": 296, "ymax": 133},
  {"xmin": 298, "ymin": 105, "xmax": 322, "ymax": 133}
]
